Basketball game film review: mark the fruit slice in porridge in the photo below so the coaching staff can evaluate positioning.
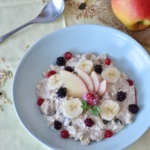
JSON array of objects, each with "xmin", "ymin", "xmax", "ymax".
[
  {"xmin": 90, "ymin": 71, "xmax": 100, "ymax": 93},
  {"xmin": 62, "ymin": 98, "xmax": 83, "ymax": 119},
  {"xmin": 60, "ymin": 70, "xmax": 88, "ymax": 98},
  {"xmin": 97, "ymin": 79, "xmax": 107, "ymax": 97},
  {"xmin": 75, "ymin": 59, "xmax": 94, "ymax": 74},
  {"xmin": 99, "ymin": 100, "xmax": 120, "ymax": 121},
  {"xmin": 48, "ymin": 74, "xmax": 64, "ymax": 90},
  {"xmin": 78, "ymin": 68, "xmax": 94, "ymax": 91},
  {"xmin": 102, "ymin": 67, "xmax": 120, "ymax": 83}
]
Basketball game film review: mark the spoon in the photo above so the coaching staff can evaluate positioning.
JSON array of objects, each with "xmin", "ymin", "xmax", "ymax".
[{"xmin": 0, "ymin": 0, "xmax": 65, "ymax": 42}]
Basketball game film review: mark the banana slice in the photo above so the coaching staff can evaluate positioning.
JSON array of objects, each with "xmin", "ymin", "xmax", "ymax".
[
  {"xmin": 99, "ymin": 100, "xmax": 120, "ymax": 121},
  {"xmin": 48, "ymin": 74, "xmax": 64, "ymax": 90},
  {"xmin": 75, "ymin": 60, "xmax": 94, "ymax": 74},
  {"xmin": 101, "ymin": 67, "xmax": 120, "ymax": 83},
  {"xmin": 63, "ymin": 98, "xmax": 83, "ymax": 119}
]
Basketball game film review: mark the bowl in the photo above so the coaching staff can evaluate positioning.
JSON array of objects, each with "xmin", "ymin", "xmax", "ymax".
[{"xmin": 12, "ymin": 25, "xmax": 150, "ymax": 150}]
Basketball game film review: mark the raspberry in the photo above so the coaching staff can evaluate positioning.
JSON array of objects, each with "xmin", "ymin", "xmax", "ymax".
[
  {"xmin": 56, "ymin": 57, "xmax": 66, "ymax": 66},
  {"xmin": 56, "ymin": 87, "xmax": 67, "ymax": 98},
  {"xmin": 116, "ymin": 91, "xmax": 126, "ymax": 101},
  {"xmin": 128, "ymin": 104, "xmax": 139, "ymax": 114},
  {"xmin": 61, "ymin": 130, "xmax": 69, "ymax": 138},
  {"xmin": 64, "ymin": 52, "xmax": 72, "ymax": 60},
  {"xmin": 84, "ymin": 92, "xmax": 99, "ymax": 106},
  {"xmin": 64, "ymin": 66, "xmax": 73, "ymax": 72},
  {"xmin": 84, "ymin": 118, "xmax": 94, "ymax": 127},
  {"xmin": 127, "ymin": 79, "xmax": 134, "ymax": 86},
  {"xmin": 37, "ymin": 98, "xmax": 44, "ymax": 106},
  {"xmin": 105, "ymin": 58, "xmax": 111, "ymax": 65},
  {"xmin": 45, "ymin": 70, "xmax": 56, "ymax": 78},
  {"xmin": 54, "ymin": 120, "xmax": 62, "ymax": 130},
  {"xmin": 94, "ymin": 65, "xmax": 102, "ymax": 74},
  {"xmin": 104, "ymin": 130, "xmax": 113, "ymax": 138}
]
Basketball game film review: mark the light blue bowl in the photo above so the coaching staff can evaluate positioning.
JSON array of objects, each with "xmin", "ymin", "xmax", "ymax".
[{"xmin": 13, "ymin": 25, "xmax": 150, "ymax": 150}]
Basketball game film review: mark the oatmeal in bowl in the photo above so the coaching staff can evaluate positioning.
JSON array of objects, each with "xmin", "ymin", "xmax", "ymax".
[{"xmin": 36, "ymin": 51, "xmax": 139, "ymax": 145}]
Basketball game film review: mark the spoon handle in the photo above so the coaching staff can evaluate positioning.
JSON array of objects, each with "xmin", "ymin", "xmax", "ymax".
[{"xmin": 0, "ymin": 20, "xmax": 34, "ymax": 43}]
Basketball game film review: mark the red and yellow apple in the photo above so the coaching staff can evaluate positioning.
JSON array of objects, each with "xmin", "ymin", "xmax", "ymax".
[{"xmin": 111, "ymin": 0, "xmax": 150, "ymax": 31}]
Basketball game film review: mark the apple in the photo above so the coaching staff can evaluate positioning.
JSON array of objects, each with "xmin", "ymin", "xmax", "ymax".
[
  {"xmin": 60, "ymin": 70, "xmax": 88, "ymax": 98},
  {"xmin": 97, "ymin": 80, "xmax": 107, "ymax": 97},
  {"xmin": 78, "ymin": 68, "xmax": 94, "ymax": 91},
  {"xmin": 111, "ymin": 0, "xmax": 150, "ymax": 31},
  {"xmin": 90, "ymin": 71, "xmax": 100, "ymax": 93}
]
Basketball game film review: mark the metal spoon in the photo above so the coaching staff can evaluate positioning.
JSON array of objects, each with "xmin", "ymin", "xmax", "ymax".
[{"xmin": 0, "ymin": 0, "xmax": 65, "ymax": 42}]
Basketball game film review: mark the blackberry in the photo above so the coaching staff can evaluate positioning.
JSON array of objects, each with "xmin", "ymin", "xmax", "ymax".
[
  {"xmin": 94, "ymin": 65, "xmax": 102, "ymax": 74},
  {"xmin": 115, "ymin": 118, "xmax": 122, "ymax": 125},
  {"xmin": 116, "ymin": 91, "xmax": 126, "ymax": 101},
  {"xmin": 128, "ymin": 104, "xmax": 139, "ymax": 114},
  {"xmin": 56, "ymin": 57, "xmax": 65, "ymax": 66},
  {"xmin": 54, "ymin": 120, "xmax": 62, "ymax": 130},
  {"xmin": 84, "ymin": 118, "xmax": 94, "ymax": 127},
  {"xmin": 103, "ymin": 119, "xmax": 109, "ymax": 124},
  {"xmin": 78, "ymin": 3, "xmax": 86, "ymax": 10},
  {"xmin": 64, "ymin": 66, "xmax": 73, "ymax": 72},
  {"xmin": 56, "ymin": 87, "xmax": 67, "ymax": 98}
]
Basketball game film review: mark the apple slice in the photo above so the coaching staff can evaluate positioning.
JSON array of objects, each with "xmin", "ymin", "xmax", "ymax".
[
  {"xmin": 97, "ymin": 79, "xmax": 107, "ymax": 97},
  {"xmin": 78, "ymin": 68, "xmax": 94, "ymax": 91},
  {"xmin": 91, "ymin": 71, "xmax": 100, "ymax": 93},
  {"xmin": 60, "ymin": 70, "xmax": 88, "ymax": 98}
]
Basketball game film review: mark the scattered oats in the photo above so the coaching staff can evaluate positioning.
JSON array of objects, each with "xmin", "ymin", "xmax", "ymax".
[
  {"xmin": 4, "ymin": 100, "xmax": 12, "ymax": 105},
  {"xmin": 3, "ymin": 100, "xmax": 9, "ymax": 104},
  {"xmin": 0, "ymin": 58, "xmax": 4, "ymax": 62},
  {"xmin": 41, "ymin": 0, "xmax": 45, "ymax": 3},
  {"xmin": 0, "ymin": 107, "xmax": 2, "ymax": 112},
  {"xmin": 5, "ymin": 66, "xmax": 10, "ymax": 68},
  {"xmin": 26, "ymin": 45, "xmax": 30, "ymax": 49},
  {"xmin": 65, "ymin": 0, "xmax": 101, "ymax": 19}
]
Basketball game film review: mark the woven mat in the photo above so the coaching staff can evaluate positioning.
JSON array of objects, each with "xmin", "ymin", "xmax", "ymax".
[{"xmin": 98, "ymin": 0, "xmax": 150, "ymax": 46}]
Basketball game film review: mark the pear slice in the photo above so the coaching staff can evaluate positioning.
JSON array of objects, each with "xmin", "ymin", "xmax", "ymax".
[{"xmin": 60, "ymin": 70, "xmax": 88, "ymax": 98}]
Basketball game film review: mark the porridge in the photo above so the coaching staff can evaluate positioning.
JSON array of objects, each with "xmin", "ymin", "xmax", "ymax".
[{"xmin": 36, "ymin": 52, "xmax": 139, "ymax": 145}]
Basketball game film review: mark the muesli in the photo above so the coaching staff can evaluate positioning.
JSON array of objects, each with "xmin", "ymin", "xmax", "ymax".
[{"xmin": 36, "ymin": 52, "xmax": 139, "ymax": 145}]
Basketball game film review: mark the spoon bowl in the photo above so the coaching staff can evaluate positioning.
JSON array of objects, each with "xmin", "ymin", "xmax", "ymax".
[
  {"xmin": 0, "ymin": 0, "xmax": 65, "ymax": 42},
  {"xmin": 34, "ymin": 0, "xmax": 65, "ymax": 23}
]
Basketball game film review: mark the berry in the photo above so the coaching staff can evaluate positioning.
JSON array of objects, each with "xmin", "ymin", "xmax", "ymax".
[
  {"xmin": 56, "ymin": 87, "xmax": 67, "ymax": 98},
  {"xmin": 64, "ymin": 52, "xmax": 72, "ymax": 60},
  {"xmin": 94, "ymin": 65, "xmax": 102, "ymax": 74},
  {"xmin": 54, "ymin": 120, "xmax": 62, "ymax": 130},
  {"xmin": 104, "ymin": 130, "xmax": 113, "ymax": 138},
  {"xmin": 84, "ymin": 118, "xmax": 94, "ymax": 127},
  {"xmin": 105, "ymin": 58, "xmax": 111, "ymax": 65},
  {"xmin": 45, "ymin": 70, "xmax": 56, "ymax": 78},
  {"xmin": 127, "ymin": 79, "xmax": 134, "ymax": 86},
  {"xmin": 116, "ymin": 91, "xmax": 126, "ymax": 101},
  {"xmin": 61, "ymin": 130, "xmax": 69, "ymax": 138},
  {"xmin": 78, "ymin": 3, "xmax": 86, "ymax": 10},
  {"xmin": 84, "ymin": 92, "xmax": 99, "ymax": 106},
  {"xmin": 128, "ymin": 104, "xmax": 139, "ymax": 114},
  {"xmin": 64, "ymin": 66, "xmax": 73, "ymax": 72},
  {"xmin": 37, "ymin": 98, "xmax": 44, "ymax": 106},
  {"xmin": 56, "ymin": 57, "xmax": 66, "ymax": 66},
  {"xmin": 103, "ymin": 119, "xmax": 109, "ymax": 124}
]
